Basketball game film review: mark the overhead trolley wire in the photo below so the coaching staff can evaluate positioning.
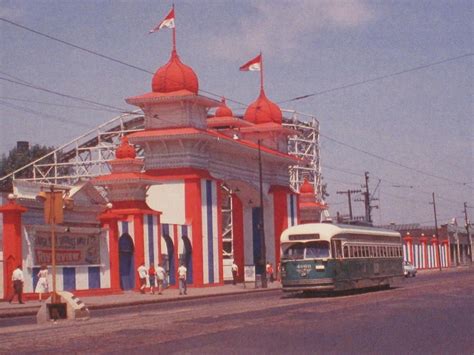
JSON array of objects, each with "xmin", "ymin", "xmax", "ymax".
[
  {"xmin": 0, "ymin": 96, "xmax": 120, "ymax": 113},
  {"xmin": 0, "ymin": 99, "xmax": 93, "ymax": 128},
  {"xmin": 0, "ymin": 17, "xmax": 249, "ymax": 109},
  {"xmin": 2, "ymin": 17, "xmax": 471, "ymax": 197},
  {"xmin": 320, "ymin": 133, "xmax": 471, "ymax": 187},
  {"xmin": 0, "ymin": 76, "xmax": 129, "ymax": 113},
  {"xmin": 278, "ymin": 53, "xmax": 474, "ymax": 104}
]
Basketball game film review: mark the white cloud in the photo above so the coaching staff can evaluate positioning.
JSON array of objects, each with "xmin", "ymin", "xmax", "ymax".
[{"xmin": 203, "ymin": 0, "xmax": 376, "ymax": 62}]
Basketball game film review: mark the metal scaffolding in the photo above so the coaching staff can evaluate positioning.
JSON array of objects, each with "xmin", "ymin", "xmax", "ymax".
[
  {"xmin": 282, "ymin": 110, "xmax": 321, "ymax": 201},
  {"xmin": 2, "ymin": 109, "xmax": 321, "ymax": 199},
  {"xmin": 1, "ymin": 108, "xmax": 322, "ymax": 280}
]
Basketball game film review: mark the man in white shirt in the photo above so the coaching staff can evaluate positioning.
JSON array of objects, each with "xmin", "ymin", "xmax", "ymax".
[
  {"xmin": 9, "ymin": 265, "xmax": 25, "ymax": 304},
  {"xmin": 155, "ymin": 264, "xmax": 167, "ymax": 295},
  {"xmin": 137, "ymin": 263, "xmax": 148, "ymax": 294},
  {"xmin": 231, "ymin": 261, "xmax": 239, "ymax": 285},
  {"xmin": 177, "ymin": 263, "xmax": 187, "ymax": 295}
]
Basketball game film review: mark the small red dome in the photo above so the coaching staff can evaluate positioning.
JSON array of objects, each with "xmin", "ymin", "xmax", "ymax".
[
  {"xmin": 115, "ymin": 136, "xmax": 136, "ymax": 159},
  {"xmin": 152, "ymin": 50, "xmax": 199, "ymax": 94},
  {"xmin": 215, "ymin": 98, "xmax": 233, "ymax": 117},
  {"xmin": 300, "ymin": 178, "xmax": 314, "ymax": 194},
  {"xmin": 244, "ymin": 89, "xmax": 282, "ymax": 124}
]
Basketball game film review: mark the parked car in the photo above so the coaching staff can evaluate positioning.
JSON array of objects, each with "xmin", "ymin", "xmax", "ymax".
[{"xmin": 403, "ymin": 261, "xmax": 417, "ymax": 277}]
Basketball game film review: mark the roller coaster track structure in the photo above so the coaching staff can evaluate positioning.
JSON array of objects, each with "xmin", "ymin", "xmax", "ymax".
[{"xmin": 1, "ymin": 109, "xmax": 322, "ymax": 200}]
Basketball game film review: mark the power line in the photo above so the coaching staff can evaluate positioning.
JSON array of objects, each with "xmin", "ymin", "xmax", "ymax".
[
  {"xmin": 2, "ymin": 18, "xmax": 471, "ymax": 195},
  {"xmin": 322, "ymin": 163, "xmax": 364, "ymax": 177},
  {"xmin": 0, "ymin": 18, "xmax": 153, "ymax": 75},
  {"xmin": 0, "ymin": 96, "xmax": 120, "ymax": 113},
  {"xmin": 0, "ymin": 76, "xmax": 128, "ymax": 113},
  {"xmin": 0, "ymin": 100, "xmax": 93, "ymax": 128},
  {"xmin": 278, "ymin": 53, "xmax": 474, "ymax": 104},
  {"xmin": 321, "ymin": 133, "xmax": 471, "ymax": 186},
  {"xmin": 0, "ymin": 17, "xmax": 250, "ymax": 109}
]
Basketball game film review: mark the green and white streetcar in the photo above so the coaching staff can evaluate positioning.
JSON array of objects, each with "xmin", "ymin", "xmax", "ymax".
[{"xmin": 280, "ymin": 223, "xmax": 404, "ymax": 292}]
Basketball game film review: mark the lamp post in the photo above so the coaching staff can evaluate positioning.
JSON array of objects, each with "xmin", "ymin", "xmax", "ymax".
[
  {"xmin": 37, "ymin": 185, "xmax": 72, "ymax": 303},
  {"xmin": 258, "ymin": 139, "xmax": 267, "ymax": 288}
]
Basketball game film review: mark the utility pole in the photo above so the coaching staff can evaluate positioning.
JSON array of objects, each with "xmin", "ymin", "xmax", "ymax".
[
  {"xmin": 336, "ymin": 189, "xmax": 361, "ymax": 221},
  {"xmin": 363, "ymin": 171, "xmax": 373, "ymax": 223},
  {"xmin": 431, "ymin": 193, "xmax": 442, "ymax": 271},
  {"xmin": 257, "ymin": 140, "xmax": 267, "ymax": 288},
  {"xmin": 354, "ymin": 172, "xmax": 377, "ymax": 224},
  {"xmin": 464, "ymin": 202, "xmax": 472, "ymax": 263}
]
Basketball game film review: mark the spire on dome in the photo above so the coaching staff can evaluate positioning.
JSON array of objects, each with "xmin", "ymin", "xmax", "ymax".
[
  {"xmin": 149, "ymin": 4, "xmax": 199, "ymax": 94},
  {"xmin": 151, "ymin": 49, "xmax": 199, "ymax": 94},
  {"xmin": 215, "ymin": 97, "xmax": 233, "ymax": 117},
  {"xmin": 240, "ymin": 52, "xmax": 281, "ymax": 124},
  {"xmin": 243, "ymin": 88, "xmax": 282, "ymax": 124},
  {"xmin": 115, "ymin": 136, "xmax": 136, "ymax": 159}
]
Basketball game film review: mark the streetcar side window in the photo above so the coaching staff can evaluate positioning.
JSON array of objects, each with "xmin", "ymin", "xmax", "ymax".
[{"xmin": 343, "ymin": 246, "xmax": 349, "ymax": 258}]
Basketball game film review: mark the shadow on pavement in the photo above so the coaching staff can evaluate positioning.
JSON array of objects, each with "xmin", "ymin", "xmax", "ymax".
[{"xmin": 280, "ymin": 285, "xmax": 398, "ymax": 299}]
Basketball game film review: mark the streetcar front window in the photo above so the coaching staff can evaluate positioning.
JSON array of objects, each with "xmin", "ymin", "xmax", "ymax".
[
  {"xmin": 305, "ymin": 241, "xmax": 330, "ymax": 259},
  {"xmin": 282, "ymin": 241, "xmax": 330, "ymax": 260},
  {"xmin": 282, "ymin": 243, "xmax": 305, "ymax": 260}
]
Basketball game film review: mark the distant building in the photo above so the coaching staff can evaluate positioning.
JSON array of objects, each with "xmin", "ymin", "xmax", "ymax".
[{"xmin": 382, "ymin": 223, "xmax": 472, "ymax": 269}]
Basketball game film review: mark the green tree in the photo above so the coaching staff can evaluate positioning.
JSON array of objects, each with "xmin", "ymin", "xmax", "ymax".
[{"xmin": 0, "ymin": 144, "xmax": 55, "ymax": 192}]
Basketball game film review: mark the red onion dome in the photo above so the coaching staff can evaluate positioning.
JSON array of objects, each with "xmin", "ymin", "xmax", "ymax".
[
  {"xmin": 115, "ymin": 136, "xmax": 136, "ymax": 159},
  {"xmin": 215, "ymin": 97, "xmax": 233, "ymax": 117},
  {"xmin": 152, "ymin": 50, "xmax": 199, "ymax": 94},
  {"xmin": 244, "ymin": 89, "xmax": 282, "ymax": 124},
  {"xmin": 300, "ymin": 178, "xmax": 314, "ymax": 194}
]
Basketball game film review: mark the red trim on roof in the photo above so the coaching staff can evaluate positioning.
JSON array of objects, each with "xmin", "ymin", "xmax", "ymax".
[
  {"xmin": 207, "ymin": 116, "xmax": 253, "ymax": 128},
  {"xmin": 146, "ymin": 168, "xmax": 212, "ymax": 180}
]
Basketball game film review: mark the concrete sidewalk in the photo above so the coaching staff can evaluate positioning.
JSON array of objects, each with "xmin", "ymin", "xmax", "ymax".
[{"xmin": 0, "ymin": 281, "xmax": 281, "ymax": 318}]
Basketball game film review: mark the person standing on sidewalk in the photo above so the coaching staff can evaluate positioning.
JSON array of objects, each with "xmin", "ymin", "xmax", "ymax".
[
  {"xmin": 9, "ymin": 265, "xmax": 25, "ymax": 304},
  {"xmin": 177, "ymin": 263, "xmax": 187, "ymax": 295},
  {"xmin": 35, "ymin": 264, "xmax": 49, "ymax": 302},
  {"xmin": 137, "ymin": 263, "xmax": 148, "ymax": 294},
  {"xmin": 148, "ymin": 265, "xmax": 156, "ymax": 295},
  {"xmin": 266, "ymin": 262, "xmax": 274, "ymax": 283},
  {"xmin": 156, "ymin": 264, "xmax": 167, "ymax": 295},
  {"xmin": 231, "ymin": 261, "xmax": 239, "ymax": 285}
]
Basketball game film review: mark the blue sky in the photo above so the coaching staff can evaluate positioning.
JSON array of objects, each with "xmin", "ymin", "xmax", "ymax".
[{"xmin": 0, "ymin": 0, "xmax": 472, "ymax": 226}]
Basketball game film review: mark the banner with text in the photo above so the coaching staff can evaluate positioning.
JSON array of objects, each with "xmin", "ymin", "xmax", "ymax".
[{"xmin": 34, "ymin": 233, "xmax": 101, "ymax": 265}]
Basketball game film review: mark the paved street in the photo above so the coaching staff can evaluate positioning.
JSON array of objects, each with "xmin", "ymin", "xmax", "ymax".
[{"xmin": 0, "ymin": 268, "xmax": 472, "ymax": 354}]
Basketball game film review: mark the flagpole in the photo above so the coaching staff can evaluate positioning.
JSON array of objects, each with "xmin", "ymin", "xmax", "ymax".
[
  {"xmin": 260, "ymin": 51, "xmax": 264, "ymax": 91},
  {"xmin": 172, "ymin": 4, "xmax": 176, "ymax": 52}
]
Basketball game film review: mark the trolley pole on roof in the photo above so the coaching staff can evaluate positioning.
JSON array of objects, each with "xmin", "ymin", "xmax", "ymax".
[
  {"xmin": 337, "ymin": 189, "xmax": 361, "ymax": 221},
  {"xmin": 258, "ymin": 140, "xmax": 267, "ymax": 288},
  {"xmin": 431, "ymin": 192, "xmax": 442, "ymax": 271}
]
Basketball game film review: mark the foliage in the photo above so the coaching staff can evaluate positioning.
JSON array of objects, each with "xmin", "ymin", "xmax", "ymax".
[{"xmin": 0, "ymin": 144, "xmax": 55, "ymax": 192}]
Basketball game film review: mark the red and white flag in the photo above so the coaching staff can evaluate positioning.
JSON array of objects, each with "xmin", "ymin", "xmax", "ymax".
[
  {"xmin": 149, "ymin": 7, "xmax": 175, "ymax": 33},
  {"xmin": 239, "ymin": 54, "xmax": 262, "ymax": 71}
]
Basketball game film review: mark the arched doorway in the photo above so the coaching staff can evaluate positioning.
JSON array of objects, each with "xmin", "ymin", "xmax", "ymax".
[
  {"xmin": 119, "ymin": 233, "xmax": 134, "ymax": 290},
  {"xmin": 162, "ymin": 234, "xmax": 175, "ymax": 285},
  {"xmin": 181, "ymin": 234, "xmax": 193, "ymax": 283}
]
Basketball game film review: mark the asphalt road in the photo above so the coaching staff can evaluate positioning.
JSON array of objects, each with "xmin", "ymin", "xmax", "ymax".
[{"xmin": 0, "ymin": 268, "xmax": 472, "ymax": 354}]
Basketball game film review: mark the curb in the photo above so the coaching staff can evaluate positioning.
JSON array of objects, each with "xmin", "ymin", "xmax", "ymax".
[{"xmin": 0, "ymin": 286, "xmax": 280, "ymax": 319}]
